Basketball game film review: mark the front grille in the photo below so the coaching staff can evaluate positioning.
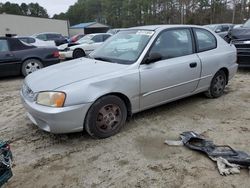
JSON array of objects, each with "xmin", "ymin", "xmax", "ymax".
[{"xmin": 22, "ymin": 83, "xmax": 35, "ymax": 101}]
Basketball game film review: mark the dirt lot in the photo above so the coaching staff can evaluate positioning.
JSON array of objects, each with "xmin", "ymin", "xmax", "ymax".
[{"xmin": 0, "ymin": 69, "xmax": 250, "ymax": 188}]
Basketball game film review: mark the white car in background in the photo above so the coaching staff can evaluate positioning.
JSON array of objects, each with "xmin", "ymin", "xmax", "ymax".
[
  {"xmin": 15, "ymin": 36, "xmax": 56, "ymax": 47},
  {"xmin": 58, "ymin": 33, "xmax": 112, "ymax": 59}
]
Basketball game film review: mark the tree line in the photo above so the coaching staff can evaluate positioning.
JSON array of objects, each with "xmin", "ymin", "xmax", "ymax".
[
  {"xmin": 0, "ymin": 2, "xmax": 48, "ymax": 18},
  {"xmin": 1, "ymin": 1, "xmax": 249, "ymax": 28},
  {"xmin": 53, "ymin": 0, "xmax": 250, "ymax": 27}
]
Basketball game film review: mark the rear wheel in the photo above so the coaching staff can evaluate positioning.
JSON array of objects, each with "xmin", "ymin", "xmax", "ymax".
[
  {"xmin": 73, "ymin": 49, "xmax": 85, "ymax": 59},
  {"xmin": 21, "ymin": 59, "xmax": 43, "ymax": 76},
  {"xmin": 85, "ymin": 95, "xmax": 127, "ymax": 139},
  {"xmin": 205, "ymin": 70, "xmax": 226, "ymax": 98}
]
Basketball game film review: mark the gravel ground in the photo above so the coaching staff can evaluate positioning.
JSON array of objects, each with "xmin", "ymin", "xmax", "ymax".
[{"xmin": 0, "ymin": 69, "xmax": 250, "ymax": 188}]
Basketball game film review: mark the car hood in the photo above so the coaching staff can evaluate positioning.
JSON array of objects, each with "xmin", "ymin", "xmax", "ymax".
[
  {"xmin": 25, "ymin": 58, "xmax": 127, "ymax": 92},
  {"xmin": 230, "ymin": 27, "xmax": 250, "ymax": 39}
]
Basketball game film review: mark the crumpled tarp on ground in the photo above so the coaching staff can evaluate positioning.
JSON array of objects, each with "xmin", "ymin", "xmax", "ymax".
[
  {"xmin": 0, "ymin": 140, "xmax": 13, "ymax": 187},
  {"xmin": 165, "ymin": 131, "xmax": 250, "ymax": 176}
]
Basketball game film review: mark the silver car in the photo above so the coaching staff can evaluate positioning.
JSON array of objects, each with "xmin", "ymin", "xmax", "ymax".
[{"xmin": 21, "ymin": 25, "xmax": 238, "ymax": 138}]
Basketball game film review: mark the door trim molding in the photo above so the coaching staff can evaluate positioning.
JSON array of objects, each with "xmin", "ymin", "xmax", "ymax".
[{"xmin": 142, "ymin": 74, "xmax": 212, "ymax": 97}]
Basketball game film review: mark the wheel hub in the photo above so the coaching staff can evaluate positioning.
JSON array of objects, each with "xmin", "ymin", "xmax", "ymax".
[
  {"xmin": 96, "ymin": 104, "xmax": 121, "ymax": 133},
  {"xmin": 213, "ymin": 75, "xmax": 225, "ymax": 94},
  {"xmin": 26, "ymin": 62, "xmax": 40, "ymax": 74}
]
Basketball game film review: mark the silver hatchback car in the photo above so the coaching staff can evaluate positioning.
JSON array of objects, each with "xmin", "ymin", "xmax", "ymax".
[{"xmin": 21, "ymin": 25, "xmax": 238, "ymax": 138}]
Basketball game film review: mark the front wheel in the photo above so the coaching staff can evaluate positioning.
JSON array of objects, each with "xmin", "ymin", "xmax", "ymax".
[
  {"xmin": 73, "ymin": 49, "xmax": 85, "ymax": 59},
  {"xmin": 21, "ymin": 59, "xmax": 43, "ymax": 76},
  {"xmin": 85, "ymin": 95, "xmax": 127, "ymax": 139},
  {"xmin": 205, "ymin": 70, "xmax": 226, "ymax": 98}
]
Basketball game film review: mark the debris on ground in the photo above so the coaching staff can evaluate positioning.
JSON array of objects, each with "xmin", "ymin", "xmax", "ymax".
[
  {"xmin": 0, "ymin": 140, "xmax": 13, "ymax": 187},
  {"xmin": 165, "ymin": 131, "xmax": 250, "ymax": 176}
]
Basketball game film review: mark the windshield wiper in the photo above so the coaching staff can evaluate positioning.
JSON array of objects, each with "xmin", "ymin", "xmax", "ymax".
[{"xmin": 93, "ymin": 57, "xmax": 112, "ymax": 62}]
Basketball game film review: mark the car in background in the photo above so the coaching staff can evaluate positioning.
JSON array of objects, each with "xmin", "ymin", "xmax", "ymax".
[
  {"xmin": 21, "ymin": 25, "xmax": 238, "ymax": 138},
  {"xmin": 204, "ymin": 24, "xmax": 234, "ymax": 39},
  {"xmin": 15, "ymin": 36, "xmax": 56, "ymax": 47},
  {"xmin": 33, "ymin": 32, "xmax": 68, "ymax": 46},
  {"xmin": 233, "ymin": 24, "xmax": 243, "ymax": 29},
  {"xmin": 107, "ymin": 28, "xmax": 126, "ymax": 35},
  {"xmin": 69, "ymin": 34, "xmax": 85, "ymax": 43},
  {"xmin": 225, "ymin": 19, "xmax": 250, "ymax": 67},
  {"xmin": 0, "ymin": 37, "xmax": 60, "ymax": 77},
  {"xmin": 59, "ymin": 33, "xmax": 111, "ymax": 59}
]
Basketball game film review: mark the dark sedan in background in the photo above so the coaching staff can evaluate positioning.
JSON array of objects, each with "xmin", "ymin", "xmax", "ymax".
[
  {"xmin": 225, "ymin": 19, "xmax": 250, "ymax": 67},
  {"xmin": 0, "ymin": 37, "xmax": 60, "ymax": 77}
]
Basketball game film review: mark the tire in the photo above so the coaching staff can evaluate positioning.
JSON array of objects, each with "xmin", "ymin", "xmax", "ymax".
[
  {"xmin": 85, "ymin": 95, "xmax": 127, "ymax": 139},
  {"xmin": 73, "ymin": 49, "xmax": 85, "ymax": 59},
  {"xmin": 205, "ymin": 70, "xmax": 227, "ymax": 98},
  {"xmin": 21, "ymin": 59, "xmax": 43, "ymax": 76}
]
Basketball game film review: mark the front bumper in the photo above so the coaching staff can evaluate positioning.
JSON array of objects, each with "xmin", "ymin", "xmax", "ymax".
[
  {"xmin": 20, "ymin": 91, "xmax": 92, "ymax": 134},
  {"xmin": 228, "ymin": 63, "xmax": 238, "ymax": 81},
  {"xmin": 233, "ymin": 42, "xmax": 250, "ymax": 66}
]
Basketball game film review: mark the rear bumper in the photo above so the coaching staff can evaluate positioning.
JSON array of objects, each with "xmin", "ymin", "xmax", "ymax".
[{"xmin": 20, "ymin": 91, "xmax": 92, "ymax": 134}]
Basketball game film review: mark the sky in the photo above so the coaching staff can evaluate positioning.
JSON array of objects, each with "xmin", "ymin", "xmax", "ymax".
[{"xmin": 1, "ymin": 0, "xmax": 78, "ymax": 17}]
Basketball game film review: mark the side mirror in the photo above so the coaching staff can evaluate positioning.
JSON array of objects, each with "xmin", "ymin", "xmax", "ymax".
[
  {"xmin": 144, "ymin": 53, "xmax": 162, "ymax": 64},
  {"xmin": 215, "ymin": 29, "xmax": 221, "ymax": 33},
  {"xmin": 88, "ymin": 40, "xmax": 94, "ymax": 44}
]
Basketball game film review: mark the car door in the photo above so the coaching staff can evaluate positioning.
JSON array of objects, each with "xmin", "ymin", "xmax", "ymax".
[
  {"xmin": 0, "ymin": 39, "xmax": 20, "ymax": 77},
  {"xmin": 139, "ymin": 28, "xmax": 202, "ymax": 110}
]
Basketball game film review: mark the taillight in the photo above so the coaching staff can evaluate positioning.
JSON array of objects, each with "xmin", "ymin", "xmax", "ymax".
[{"xmin": 53, "ymin": 51, "xmax": 60, "ymax": 58}]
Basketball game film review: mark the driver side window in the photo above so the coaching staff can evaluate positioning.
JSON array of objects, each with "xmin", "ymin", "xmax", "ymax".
[{"xmin": 149, "ymin": 29, "xmax": 193, "ymax": 60}]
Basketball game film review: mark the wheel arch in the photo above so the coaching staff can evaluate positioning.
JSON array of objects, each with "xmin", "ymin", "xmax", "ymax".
[
  {"xmin": 22, "ymin": 57, "xmax": 43, "ymax": 63},
  {"xmin": 73, "ymin": 48, "xmax": 85, "ymax": 55},
  {"xmin": 83, "ymin": 92, "xmax": 132, "ymax": 132},
  {"xmin": 218, "ymin": 67, "xmax": 229, "ymax": 84}
]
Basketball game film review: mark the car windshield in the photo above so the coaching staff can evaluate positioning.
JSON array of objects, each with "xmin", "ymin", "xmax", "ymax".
[
  {"xmin": 77, "ymin": 34, "xmax": 94, "ymax": 44},
  {"xmin": 91, "ymin": 29, "xmax": 154, "ymax": 64},
  {"xmin": 243, "ymin": 19, "xmax": 250, "ymax": 28}
]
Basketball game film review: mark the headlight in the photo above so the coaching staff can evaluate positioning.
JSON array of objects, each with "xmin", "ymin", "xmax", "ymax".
[{"xmin": 36, "ymin": 92, "xmax": 66, "ymax": 107}]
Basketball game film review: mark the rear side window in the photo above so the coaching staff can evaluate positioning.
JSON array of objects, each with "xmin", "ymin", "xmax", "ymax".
[
  {"xmin": 0, "ymin": 40, "xmax": 9, "ymax": 52},
  {"xmin": 19, "ymin": 38, "xmax": 29, "ymax": 43},
  {"xmin": 92, "ymin": 35, "xmax": 103, "ymax": 43},
  {"xmin": 19, "ymin": 37, "xmax": 35, "ymax": 44},
  {"xmin": 103, "ymin": 34, "xmax": 111, "ymax": 41},
  {"xmin": 194, "ymin": 28, "xmax": 217, "ymax": 52},
  {"xmin": 47, "ymin": 34, "xmax": 61, "ymax": 40}
]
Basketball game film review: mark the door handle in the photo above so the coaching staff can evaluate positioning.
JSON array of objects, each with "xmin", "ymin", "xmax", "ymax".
[{"xmin": 189, "ymin": 62, "xmax": 197, "ymax": 68}]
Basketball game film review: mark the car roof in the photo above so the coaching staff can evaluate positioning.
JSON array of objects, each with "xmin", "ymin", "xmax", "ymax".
[
  {"xmin": 128, "ymin": 24, "xmax": 206, "ymax": 31},
  {"xmin": 205, "ymin": 23, "xmax": 232, "ymax": 26},
  {"xmin": 15, "ymin": 36, "xmax": 34, "ymax": 38},
  {"xmin": 91, "ymin": 33, "xmax": 111, "ymax": 35},
  {"xmin": 33, "ymin": 32, "xmax": 61, "ymax": 35}
]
